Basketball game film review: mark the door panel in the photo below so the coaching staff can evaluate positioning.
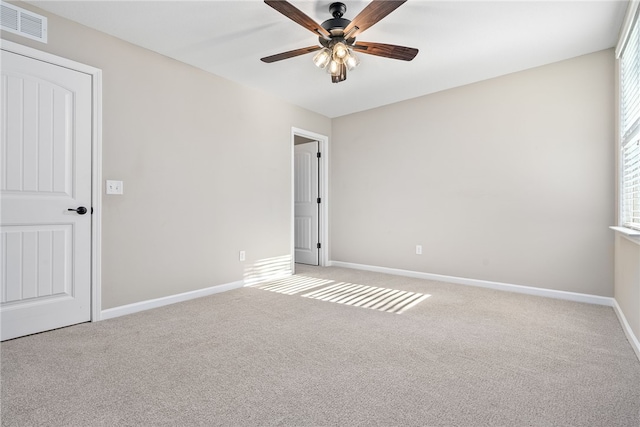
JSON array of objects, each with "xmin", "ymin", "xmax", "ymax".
[
  {"xmin": 294, "ymin": 141, "xmax": 319, "ymax": 265},
  {"xmin": 1, "ymin": 225, "xmax": 72, "ymax": 303},
  {"xmin": 1, "ymin": 50, "xmax": 92, "ymax": 340}
]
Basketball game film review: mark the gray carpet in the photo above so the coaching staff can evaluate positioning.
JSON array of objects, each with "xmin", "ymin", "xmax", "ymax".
[{"xmin": 2, "ymin": 265, "xmax": 639, "ymax": 426}]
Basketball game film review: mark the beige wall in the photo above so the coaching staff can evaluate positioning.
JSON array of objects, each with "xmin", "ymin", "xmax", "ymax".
[
  {"xmin": 331, "ymin": 50, "xmax": 615, "ymax": 296},
  {"xmin": 2, "ymin": 3, "xmax": 331, "ymax": 309}
]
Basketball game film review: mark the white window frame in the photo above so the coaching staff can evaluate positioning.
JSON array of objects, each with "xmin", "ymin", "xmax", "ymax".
[{"xmin": 617, "ymin": 1, "xmax": 640, "ymax": 232}]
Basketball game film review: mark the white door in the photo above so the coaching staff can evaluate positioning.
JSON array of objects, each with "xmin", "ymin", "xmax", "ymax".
[
  {"xmin": 1, "ymin": 50, "xmax": 92, "ymax": 341},
  {"xmin": 294, "ymin": 141, "xmax": 320, "ymax": 265}
]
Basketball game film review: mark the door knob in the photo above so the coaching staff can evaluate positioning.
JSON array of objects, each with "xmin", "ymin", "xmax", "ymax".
[{"xmin": 68, "ymin": 206, "xmax": 88, "ymax": 215}]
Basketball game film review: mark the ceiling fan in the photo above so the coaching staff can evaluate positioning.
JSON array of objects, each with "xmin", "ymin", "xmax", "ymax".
[{"xmin": 260, "ymin": 0, "xmax": 418, "ymax": 83}]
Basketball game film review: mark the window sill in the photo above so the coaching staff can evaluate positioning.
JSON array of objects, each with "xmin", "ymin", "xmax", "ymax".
[{"xmin": 610, "ymin": 226, "xmax": 640, "ymax": 245}]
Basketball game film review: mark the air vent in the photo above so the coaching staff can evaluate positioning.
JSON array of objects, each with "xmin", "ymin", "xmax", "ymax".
[{"xmin": 1, "ymin": 2, "xmax": 47, "ymax": 43}]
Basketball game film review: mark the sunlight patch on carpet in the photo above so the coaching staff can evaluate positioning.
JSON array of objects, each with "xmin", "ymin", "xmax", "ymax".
[
  {"xmin": 250, "ymin": 275, "xmax": 334, "ymax": 295},
  {"xmin": 251, "ymin": 276, "xmax": 430, "ymax": 314},
  {"xmin": 301, "ymin": 282, "xmax": 431, "ymax": 314}
]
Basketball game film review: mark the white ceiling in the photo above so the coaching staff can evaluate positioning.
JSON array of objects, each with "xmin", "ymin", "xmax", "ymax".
[{"xmin": 27, "ymin": 0, "xmax": 627, "ymax": 118}]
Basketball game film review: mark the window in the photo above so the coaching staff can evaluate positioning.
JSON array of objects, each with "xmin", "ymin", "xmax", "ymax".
[{"xmin": 619, "ymin": 3, "xmax": 640, "ymax": 230}]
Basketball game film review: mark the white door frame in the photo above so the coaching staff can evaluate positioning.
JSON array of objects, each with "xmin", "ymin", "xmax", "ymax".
[
  {"xmin": 1, "ymin": 40, "xmax": 103, "ymax": 321},
  {"xmin": 291, "ymin": 127, "xmax": 328, "ymax": 271}
]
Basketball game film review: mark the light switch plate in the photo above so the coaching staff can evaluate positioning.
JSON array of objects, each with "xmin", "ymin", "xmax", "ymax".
[{"xmin": 106, "ymin": 180, "xmax": 123, "ymax": 195}]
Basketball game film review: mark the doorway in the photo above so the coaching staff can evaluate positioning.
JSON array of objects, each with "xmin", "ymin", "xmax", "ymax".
[
  {"xmin": 294, "ymin": 138, "xmax": 319, "ymax": 265},
  {"xmin": 291, "ymin": 128, "xmax": 328, "ymax": 271}
]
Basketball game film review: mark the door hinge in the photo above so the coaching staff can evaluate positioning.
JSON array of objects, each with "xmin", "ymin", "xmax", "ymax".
[
  {"xmin": 317, "ymin": 197, "xmax": 321, "ymax": 204},
  {"xmin": 317, "ymin": 243, "xmax": 321, "ymax": 249},
  {"xmin": 317, "ymin": 152, "xmax": 321, "ymax": 158}
]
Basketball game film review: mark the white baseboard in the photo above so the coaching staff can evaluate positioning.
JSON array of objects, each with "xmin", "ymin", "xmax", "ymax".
[
  {"xmin": 100, "ymin": 280, "xmax": 244, "ymax": 320},
  {"xmin": 612, "ymin": 299, "xmax": 640, "ymax": 361},
  {"xmin": 329, "ymin": 261, "xmax": 614, "ymax": 306}
]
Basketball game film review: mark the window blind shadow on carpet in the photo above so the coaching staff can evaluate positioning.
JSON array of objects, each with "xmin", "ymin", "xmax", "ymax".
[{"xmin": 250, "ymin": 275, "xmax": 430, "ymax": 314}]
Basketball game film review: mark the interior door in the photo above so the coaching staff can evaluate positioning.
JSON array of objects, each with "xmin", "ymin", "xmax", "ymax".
[
  {"xmin": 294, "ymin": 141, "xmax": 319, "ymax": 265},
  {"xmin": 1, "ymin": 50, "xmax": 92, "ymax": 341}
]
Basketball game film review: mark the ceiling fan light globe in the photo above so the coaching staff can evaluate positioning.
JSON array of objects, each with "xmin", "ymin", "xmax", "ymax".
[
  {"xmin": 345, "ymin": 50, "xmax": 360, "ymax": 71},
  {"xmin": 327, "ymin": 59, "xmax": 341, "ymax": 75},
  {"xmin": 333, "ymin": 42, "xmax": 348, "ymax": 61},
  {"xmin": 313, "ymin": 48, "xmax": 332, "ymax": 69}
]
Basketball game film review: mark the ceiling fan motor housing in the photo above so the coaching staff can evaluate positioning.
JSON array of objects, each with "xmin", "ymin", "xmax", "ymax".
[
  {"xmin": 321, "ymin": 17, "xmax": 351, "ymax": 34},
  {"xmin": 320, "ymin": 2, "xmax": 354, "ymax": 47}
]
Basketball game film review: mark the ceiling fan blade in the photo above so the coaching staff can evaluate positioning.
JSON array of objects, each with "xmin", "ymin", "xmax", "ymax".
[
  {"xmin": 352, "ymin": 42, "xmax": 418, "ymax": 61},
  {"xmin": 264, "ymin": 0, "xmax": 331, "ymax": 38},
  {"xmin": 344, "ymin": 0, "xmax": 407, "ymax": 38},
  {"xmin": 261, "ymin": 46, "xmax": 322, "ymax": 63}
]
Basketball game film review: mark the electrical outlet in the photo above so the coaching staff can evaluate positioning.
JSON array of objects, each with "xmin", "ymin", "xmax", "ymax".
[
  {"xmin": 106, "ymin": 180, "xmax": 123, "ymax": 195},
  {"xmin": 416, "ymin": 245, "xmax": 422, "ymax": 255},
  {"xmin": 239, "ymin": 251, "xmax": 246, "ymax": 262}
]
